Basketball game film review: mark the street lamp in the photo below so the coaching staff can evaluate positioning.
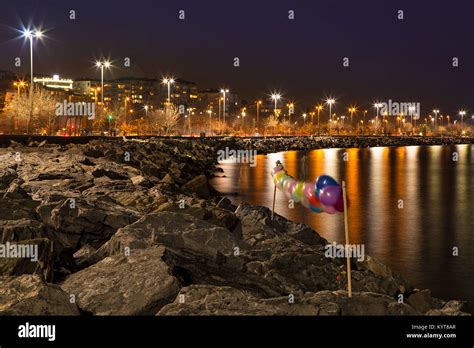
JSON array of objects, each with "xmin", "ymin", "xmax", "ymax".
[
  {"xmin": 21, "ymin": 28, "xmax": 43, "ymax": 134},
  {"xmin": 124, "ymin": 97, "xmax": 130, "ymax": 124},
  {"xmin": 256, "ymin": 100, "xmax": 262, "ymax": 128},
  {"xmin": 95, "ymin": 60, "xmax": 111, "ymax": 105},
  {"xmin": 162, "ymin": 77, "xmax": 175, "ymax": 104},
  {"xmin": 316, "ymin": 104, "xmax": 323, "ymax": 131},
  {"xmin": 348, "ymin": 106, "xmax": 357, "ymax": 127},
  {"xmin": 271, "ymin": 93, "xmax": 281, "ymax": 116},
  {"xmin": 373, "ymin": 102, "xmax": 383, "ymax": 134},
  {"xmin": 325, "ymin": 98, "xmax": 335, "ymax": 134},
  {"xmin": 13, "ymin": 81, "xmax": 26, "ymax": 97},
  {"xmin": 459, "ymin": 110, "xmax": 466, "ymax": 127},
  {"xmin": 220, "ymin": 89, "xmax": 229, "ymax": 123},
  {"xmin": 325, "ymin": 98, "xmax": 335, "ymax": 122},
  {"xmin": 433, "ymin": 109, "xmax": 440, "ymax": 131}
]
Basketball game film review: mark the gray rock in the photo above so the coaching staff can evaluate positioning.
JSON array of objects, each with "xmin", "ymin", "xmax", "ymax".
[
  {"xmin": 61, "ymin": 246, "xmax": 180, "ymax": 315},
  {"xmin": 181, "ymin": 175, "xmax": 211, "ymax": 198}
]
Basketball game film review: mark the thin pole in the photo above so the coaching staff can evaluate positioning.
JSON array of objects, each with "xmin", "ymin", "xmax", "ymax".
[
  {"xmin": 342, "ymin": 180, "xmax": 352, "ymax": 298},
  {"xmin": 271, "ymin": 184, "xmax": 277, "ymax": 220},
  {"xmin": 27, "ymin": 37, "xmax": 34, "ymax": 134},
  {"xmin": 101, "ymin": 66, "xmax": 104, "ymax": 105}
]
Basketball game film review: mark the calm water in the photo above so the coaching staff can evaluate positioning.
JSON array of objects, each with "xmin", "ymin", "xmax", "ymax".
[{"xmin": 211, "ymin": 145, "xmax": 474, "ymax": 303}]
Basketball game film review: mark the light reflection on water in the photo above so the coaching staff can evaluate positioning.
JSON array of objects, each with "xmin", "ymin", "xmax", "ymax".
[{"xmin": 211, "ymin": 145, "xmax": 474, "ymax": 302}]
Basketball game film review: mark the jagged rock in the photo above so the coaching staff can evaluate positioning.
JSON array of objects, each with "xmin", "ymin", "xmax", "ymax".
[
  {"xmin": 235, "ymin": 203, "xmax": 323, "ymax": 247},
  {"xmin": 99, "ymin": 212, "xmax": 242, "ymax": 259},
  {"xmin": 36, "ymin": 198, "xmax": 140, "ymax": 251},
  {"xmin": 92, "ymin": 168, "xmax": 128, "ymax": 180},
  {"xmin": 0, "ymin": 274, "xmax": 80, "ymax": 315},
  {"xmin": 158, "ymin": 285, "xmax": 417, "ymax": 316},
  {"xmin": 61, "ymin": 246, "xmax": 180, "ymax": 315},
  {"xmin": 0, "ymin": 238, "xmax": 54, "ymax": 281},
  {"xmin": 0, "ymin": 219, "xmax": 46, "ymax": 243},
  {"xmin": 0, "ymin": 168, "xmax": 17, "ymax": 189},
  {"xmin": 407, "ymin": 289, "xmax": 434, "ymax": 313},
  {"xmin": 425, "ymin": 300, "xmax": 472, "ymax": 316},
  {"xmin": 181, "ymin": 175, "xmax": 210, "ymax": 198}
]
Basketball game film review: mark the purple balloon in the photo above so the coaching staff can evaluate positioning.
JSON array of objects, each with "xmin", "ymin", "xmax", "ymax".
[
  {"xmin": 319, "ymin": 185, "xmax": 342, "ymax": 206},
  {"xmin": 316, "ymin": 175, "xmax": 339, "ymax": 191}
]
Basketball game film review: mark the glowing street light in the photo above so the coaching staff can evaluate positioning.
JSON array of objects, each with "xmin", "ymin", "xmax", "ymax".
[
  {"xmin": 459, "ymin": 110, "xmax": 466, "ymax": 126},
  {"xmin": 432, "ymin": 109, "xmax": 440, "ymax": 131},
  {"xmin": 373, "ymin": 102, "xmax": 383, "ymax": 134},
  {"xmin": 271, "ymin": 93, "xmax": 281, "ymax": 116},
  {"xmin": 21, "ymin": 27, "xmax": 43, "ymax": 134},
  {"xmin": 256, "ymin": 100, "xmax": 262, "ymax": 127},
  {"xmin": 162, "ymin": 77, "xmax": 175, "ymax": 104},
  {"xmin": 13, "ymin": 80, "xmax": 26, "ymax": 97},
  {"xmin": 144, "ymin": 105, "xmax": 149, "ymax": 117},
  {"xmin": 220, "ymin": 89, "xmax": 229, "ymax": 123},
  {"xmin": 95, "ymin": 60, "xmax": 111, "ymax": 105},
  {"xmin": 325, "ymin": 98, "xmax": 335, "ymax": 122},
  {"xmin": 316, "ymin": 104, "xmax": 324, "ymax": 131}
]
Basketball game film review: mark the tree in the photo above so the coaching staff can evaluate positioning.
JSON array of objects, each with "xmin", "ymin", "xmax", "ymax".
[
  {"xmin": 265, "ymin": 115, "xmax": 279, "ymax": 134},
  {"xmin": 4, "ymin": 87, "xmax": 57, "ymax": 134},
  {"xmin": 149, "ymin": 105, "xmax": 180, "ymax": 135}
]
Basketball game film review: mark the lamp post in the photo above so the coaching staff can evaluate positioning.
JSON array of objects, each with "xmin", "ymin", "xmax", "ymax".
[
  {"xmin": 256, "ymin": 100, "xmax": 262, "ymax": 129},
  {"xmin": 162, "ymin": 77, "xmax": 175, "ymax": 104},
  {"xmin": 271, "ymin": 93, "xmax": 281, "ymax": 117},
  {"xmin": 95, "ymin": 60, "xmax": 111, "ymax": 105},
  {"xmin": 22, "ymin": 28, "xmax": 43, "ymax": 134},
  {"xmin": 325, "ymin": 98, "xmax": 335, "ymax": 134},
  {"xmin": 124, "ymin": 97, "xmax": 130, "ymax": 124},
  {"xmin": 373, "ymin": 103, "xmax": 383, "ymax": 134},
  {"xmin": 220, "ymin": 89, "xmax": 229, "ymax": 123},
  {"xmin": 13, "ymin": 81, "xmax": 26, "ymax": 97},
  {"xmin": 316, "ymin": 104, "xmax": 323, "ymax": 132},
  {"xmin": 459, "ymin": 110, "xmax": 466, "ymax": 128},
  {"xmin": 433, "ymin": 109, "xmax": 439, "ymax": 132}
]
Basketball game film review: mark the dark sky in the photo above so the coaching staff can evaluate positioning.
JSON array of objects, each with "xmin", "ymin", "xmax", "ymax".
[{"xmin": 0, "ymin": 0, "xmax": 472, "ymax": 113}]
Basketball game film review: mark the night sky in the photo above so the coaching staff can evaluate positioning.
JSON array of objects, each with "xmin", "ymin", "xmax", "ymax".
[{"xmin": 0, "ymin": 0, "xmax": 472, "ymax": 113}]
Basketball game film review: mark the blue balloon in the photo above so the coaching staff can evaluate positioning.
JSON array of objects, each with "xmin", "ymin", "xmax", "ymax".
[
  {"xmin": 309, "ymin": 204, "xmax": 323, "ymax": 213},
  {"xmin": 315, "ymin": 175, "xmax": 339, "ymax": 191}
]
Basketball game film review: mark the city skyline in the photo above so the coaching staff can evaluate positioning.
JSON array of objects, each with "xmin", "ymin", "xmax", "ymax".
[{"xmin": 0, "ymin": 0, "xmax": 472, "ymax": 112}]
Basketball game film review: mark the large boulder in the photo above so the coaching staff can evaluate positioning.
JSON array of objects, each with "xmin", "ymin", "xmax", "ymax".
[
  {"xmin": 61, "ymin": 246, "xmax": 180, "ymax": 315},
  {"xmin": 0, "ymin": 275, "xmax": 80, "ymax": 315},
  {"xmin": 99, "ymin": 212, "xmax": 243, "ymax": 259}
]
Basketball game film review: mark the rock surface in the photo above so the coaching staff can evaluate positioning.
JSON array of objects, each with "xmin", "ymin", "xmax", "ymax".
[
  {"xmin": 0, "ymin": 138, "xmax": 470, "ymax": 316},
  {"xmin": 0, "ymin": 274, "xmax": 79, "ymax": 315}
]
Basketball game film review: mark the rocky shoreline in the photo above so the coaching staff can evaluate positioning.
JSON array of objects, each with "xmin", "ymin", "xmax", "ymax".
[{"xmin": 0, "ymin": 138, "xmax": 471, "ymax": 316}]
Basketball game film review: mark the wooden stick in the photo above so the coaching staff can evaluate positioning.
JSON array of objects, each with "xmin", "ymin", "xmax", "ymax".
[
  {"xmin": 271, "ymin": 184, "xmax": 277, "ymax": 220},
  {"xmin": 342, "ymin": 181, "xmax": 352, "ymax": 298}
]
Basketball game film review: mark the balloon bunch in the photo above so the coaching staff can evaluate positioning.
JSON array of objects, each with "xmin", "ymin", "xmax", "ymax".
[{"xmin": 271, "ymin": 161, "xmax": 346, "ymax": 214}]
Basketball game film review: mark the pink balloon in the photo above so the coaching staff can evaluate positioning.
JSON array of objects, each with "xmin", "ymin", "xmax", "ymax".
[
  {"xmin": 284, "ymin": 178, "xmax": 297, "ymax": 198},
  {"xmin": 271, "ymin": 167, "xmax": 283, "ymax": 177},
  {"xmin": 302, "ymin": 182, "xmax": 315, "ymax": 200}
]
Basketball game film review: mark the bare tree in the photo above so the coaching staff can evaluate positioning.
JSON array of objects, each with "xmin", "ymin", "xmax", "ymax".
[
  {"xmin": 4, "ymin": 87, "xmax": 57, "ymax": 134},
  {"xmin": 149, "ymin": 105, "xmax": 180, "ymax": 135},
  {"xmin": 265, "ymin": 115, "xmax": 279, "ymax": 134}
]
